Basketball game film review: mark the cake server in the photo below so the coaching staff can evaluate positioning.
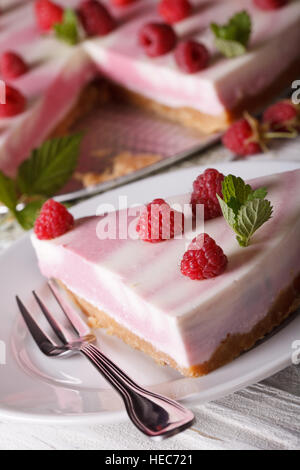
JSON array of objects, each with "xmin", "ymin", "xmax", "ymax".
[{"xmin": 15, "ymin": 280, "xmax": 195, "ymax": 440}]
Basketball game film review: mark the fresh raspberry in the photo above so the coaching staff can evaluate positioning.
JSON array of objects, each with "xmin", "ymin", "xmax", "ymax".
[
  {"xmin": 253, "ymin": 0, "xmax": 288, "ymax": 10},
  {"xmin": 263, "ymin": 100, "xmax": 300, "ymax": 132},
  {"xmin": 136, "ymin": 198, "xmax": 184, "ymax": 243},
  {"xmin": 158, "ymin": 0, "xmax": 191, "ymax": 24},
  {"xmin": 139, "ymin": 23, "xmax": 177, "ymax": 58},
  {"xmin": 34, "ymin": 199, "xmax": 74, "ymax": 240},
  {"xmin": 190, "ymin": 168, "xmax": 225, "ymax": 220},
  {"xmin": 0, "ymin": 85, "xmax": 26, "ymax": 118},
  {"xmin": 0, "ymin": 52, "xmax": 28, "ymax": 80},
  {"xmin": 181, "ymin": 233, "xmax": 228, "ymax": 280},
  {"xmin": 111, "ymin": 0, "xmax": 137, "ymax": 6},
  {"xmin": 35, "ymin": 0, "xmax": 64, "ymax": 32},
  {"xmin": 175, "ymin": 40, "xmax": 210, "ymax": 73},
  {"xmin": 222, "ymin": 117, "xmax": 263, "ymax": 156},
  {"xmin": 78, "ymin": 0, "xmax": 115, "ymax": 37}
]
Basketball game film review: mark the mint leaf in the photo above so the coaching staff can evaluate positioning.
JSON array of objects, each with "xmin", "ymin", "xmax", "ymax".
[
  {"xmin": 54, "ymin": 9, "xmax": 79, "ymax": 45},
  {"xmin": 213, "ymin": 38, "xmax": 246, "ymax": 58},
  {"xmin": 0, "ymin": 171, "xmax": 17, "ymax": 213},
  {"xmin": 222, "ymin": 174, "xmax": 252, "ymax": 206},
  {"xmin": 247, "ymin": 187, "xmax": 268, "ymax": 201},
  {"xmin": 17, "ymin": 134, "xmax": 82, "ymax": 197},
  {"xmin": 219, "ymin": 174, "xmax": 273, "ymax": 247},
  {"xmin": 211, "ymin": 11, "xmax": 251, "ymax": 58},
  {"xmin": 217, "ymin": 194, "xmax": 236, "ymax": 227},
  {"xmin": 15, "ymin": 199, "xmax": 46, "ymax": 230},
  {"xmin": 235, "ymin": 199, "xmax": 273, "ymax": 247}
]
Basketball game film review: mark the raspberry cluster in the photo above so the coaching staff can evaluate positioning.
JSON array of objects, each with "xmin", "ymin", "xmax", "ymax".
[
  {"xmin": 136, "ymin": 198, "xmax": 184, "ymax": 243},
  {"xmin": 139, "ymin": 0, "xmax": 210, "ymax": 73},
  {"xmin": 181, "ymin": 234, "xmax": 228, "ymax": 280},
  {"xmin": 223, "ymin": 100, "xmax": 299, "ymax": 157},
  {"xmin": 0, "ymin": 85, "xmax": 26, "ymax": 118},
  {"xmin": 190, "ymin": 168, "xmax": 225, "ymax": 220},
  {"xmin": 34, "ymin": 200, "xmax": 74, "ymax": 240}
]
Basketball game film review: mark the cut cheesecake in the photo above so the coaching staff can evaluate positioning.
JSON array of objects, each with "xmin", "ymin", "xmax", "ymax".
[
  {"xmin": 31, "ymin": 169, "xmax": 300, "ymax": 377},
  {"xmin": 84, "ymin": 0, "xmax": 300, "ymax": 133},
  {"xmin": 1, "ymin": 0, "xmax": 300, "ymax": 177},
  {"xmin": 0, "ymin": 0, "xmax": 95, "ymax": 176}
]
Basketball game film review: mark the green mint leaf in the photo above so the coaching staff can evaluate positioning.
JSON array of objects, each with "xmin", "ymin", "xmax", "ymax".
[
  {"xmin": 54, "ymin": 9, "xmax": 79, "ymax": 45},
  {"xmin": 217, "ymin": 194, "xmax": 236, "ymax": 226},
  {"xmin": 234, "ymin": 199, "xmax": 273, "ymax": 247},
  {"xmin": 0, "ymin": 171, "xmax": 17, "ymax": 213},
  {"xmin": 247, "ymin": 187, "xmax": 268, "ymax": 201},
  {"xmin": 222, "ymin": 174, "xmax": 252, "ymax": 207},
  {"xmin": 17, "ymin": 134, "xmax": 82, "ymax": 198},
  {"xmin": 219, "ymin": 175, "xmax": 273, "ymax": 247},
  {"xmin": 15, "ymin": 199, "xmax": 46, "ymax": 231},
  {"xmin": 211, "ymin": 11, "xmax": 251, "ymax": 58},
  {"xmin": 214, "ymin": 38, "xmax": 246, "ymax": 58}
]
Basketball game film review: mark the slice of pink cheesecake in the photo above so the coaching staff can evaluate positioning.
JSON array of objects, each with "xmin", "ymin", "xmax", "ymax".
[
  {"xmin": 31, "ymin": 169, "xmax": 300, "ymax": 377},
  {"xmin": 0, "ymin": 0, "xmax": 95, "ymax": 176},
  {"xmin": 84, "ymin": 0, "xmax": 300, "ymax": 133}
]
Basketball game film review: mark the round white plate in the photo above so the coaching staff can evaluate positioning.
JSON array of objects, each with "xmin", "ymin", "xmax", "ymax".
[{"xmin": 1, "ymin": 159, "xmax": 300, "ymax": 425}]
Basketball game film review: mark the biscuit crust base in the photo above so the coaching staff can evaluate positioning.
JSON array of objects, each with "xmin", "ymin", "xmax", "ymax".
[{"xmin": 60, "ymin": 273, "xmax": 300, "ymax": 378}]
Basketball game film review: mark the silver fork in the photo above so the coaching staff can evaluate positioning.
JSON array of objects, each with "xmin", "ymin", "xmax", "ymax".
[{"xmin": 16, "ymin": 280, "xmax": 195, "ymax": 440}]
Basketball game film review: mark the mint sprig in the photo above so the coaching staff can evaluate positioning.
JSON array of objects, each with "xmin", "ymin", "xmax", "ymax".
[
  {"xmin": 217, "ymin": 174, "xmax": 273, "ymax": 247},
  {"xmin": 211, "ymin": 11, "xmax": 251, "ymax": 58},
  {"xmin": 54, "ymin": 9, "xmax": 79, "ymax": 46},
  {"xmin": 17, "ymin": 134, "xmax": 82, "ymax": 197},
  {"xmin": 0, "ymin": 134, "xmax": 82, "ymax": 230}
]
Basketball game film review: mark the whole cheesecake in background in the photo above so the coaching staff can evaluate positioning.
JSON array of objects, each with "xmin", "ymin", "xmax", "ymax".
[
  {"xmin": 31, "ymin": 169, "xmax": 300, "ymax": 377},
  {"xmin": 84, "ymin": 0, "xmax": 300, "ymax": 133},
  {"xmin": 0, "ymin": 0, "xmax": 300, "ymax": 176}
]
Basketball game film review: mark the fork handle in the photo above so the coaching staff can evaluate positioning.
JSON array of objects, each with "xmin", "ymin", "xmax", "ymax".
[{"xmin": 80, "ymin": 343, "xmax": 194, "ymax": 439}]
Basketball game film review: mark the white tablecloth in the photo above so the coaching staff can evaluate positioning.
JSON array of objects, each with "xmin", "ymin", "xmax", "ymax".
[{"xmin": 0, "ymin": 138, "xmax": 299, "ymax": 450}]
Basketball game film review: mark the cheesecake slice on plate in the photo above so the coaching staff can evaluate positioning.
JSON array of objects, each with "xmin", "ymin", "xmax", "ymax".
[{"xmin": 31, "ymin": 169, "xmax": 300, "ymax": 377}]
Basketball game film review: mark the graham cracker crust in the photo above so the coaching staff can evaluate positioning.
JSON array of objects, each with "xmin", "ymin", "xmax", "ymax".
[{"xmin": 61, "ymin": 274, "xmax": 300, "ymax": 377}]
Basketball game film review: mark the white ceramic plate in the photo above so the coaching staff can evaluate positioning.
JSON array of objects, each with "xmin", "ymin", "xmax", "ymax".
[{"xmin": 1, "ymin": 160, "xmax": 300, "ymax": 425}]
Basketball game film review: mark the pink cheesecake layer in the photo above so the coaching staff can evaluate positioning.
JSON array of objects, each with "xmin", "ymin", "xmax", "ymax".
[
  {"xmin": 85, "ymin": 0, "xmax": 300, "ymax": 116},
  {"xmin": 31, "ymin": 170, "xmax": 300, "ymax": 369},
  {"xmin": 0, "ymin": 1, "xmax": 96, "ymax": 176}
]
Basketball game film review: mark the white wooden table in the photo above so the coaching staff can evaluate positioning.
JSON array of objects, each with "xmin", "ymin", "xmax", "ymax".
[{"xmin": 0, "ymin": 139, "xmax": 299, "ymax": 450}]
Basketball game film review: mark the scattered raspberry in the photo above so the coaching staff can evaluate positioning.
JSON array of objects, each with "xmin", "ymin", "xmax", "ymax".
[
  {"xmin": 136, "ymin": 198, "xmax": 184, "ymax": 243},
  {"xmin": 222, "ymin": 117, "xmax": 263, "ymax": 156},
  {"xmin": 34, "ymin": 199, "xmax": 74, "ymax": 240},
  {"xmin": 0, "ymin": 52, "xmax": 28, "ymax": 80},
  {"xmin": 190, "ymin": 168, "xmax": 225, "ymax": 220},
  {"xmin": 175, "ymin": 40, "xmax": 210, "ymax": 73},
  {"xmin": 35, "ymin": 0, "xmax": 64, "ymax": 32},
  {"xmin": 263, "ymin": 100, "xmax": 299, "ymax": 133},
  {"xmin": 111, "ymin": 0, "xmax": 137, "ymax": 6},
  {"xmin": 139, "ymin": 23, "xmax": 177, "ymax": 58},
  {"xmin": 158, "ymin": 0, "xmax": 191, "ymax": 24},
  {"xmin": 253, "ymin": 0, "xmax": 288, "ymax": 10},
  {"xmin": 0, "ymin": 85, "xmax": 26, "ymax": 118},
  {"xmin": 181, "ymin": 233, "xmax": 228, "ymax": 280},
  {"xmin": 78, "ymin": 0, "xmax": 115, "ymax": 37}
]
